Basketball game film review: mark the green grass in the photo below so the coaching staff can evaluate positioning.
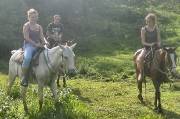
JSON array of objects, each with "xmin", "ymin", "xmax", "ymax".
[
  {"xmin": 1, "ymin": 45, "xmax": 180, "ymax": 118},
  {"xmin": 0, "ymin": 74, "xmax": 96, "ymax": 119},
  {"xmin": 68, "ymin": 79, "xmax": 180, "ymax": 119},
  {"xmin": 1, "ymin": 68, "xmax": 180, "ymax": 119}
]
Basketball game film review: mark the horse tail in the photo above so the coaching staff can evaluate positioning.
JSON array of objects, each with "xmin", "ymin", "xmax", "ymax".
[
  {"xmin": 144, "ymin": 78, "xmax": 146, "ymax": 99},
  {"xmin": 142, "ymin": 70, "xmax": 146, "ymax": 99}
]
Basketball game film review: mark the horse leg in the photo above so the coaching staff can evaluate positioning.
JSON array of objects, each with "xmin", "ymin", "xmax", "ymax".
[
  {"xmin": 7, "ymin": 73, "xmax": 16, "ymax": 95},
  {"xmin": 157, "ymin": 83, "xmax": 162, "ymax": 113},
  {"xmin": 63, "ymin": 76, "xmax": 67, "ymax": 88},
  {"xmin": 152, "ymin": 80, "xmax": 158, "ymax": 110},
  {"xmin": 137, "ymin": 80, "xmax": 143, "ymax": 103},
  {"xmin": 153, "ymin": 80, "xmax": 162, "ymax": 113},
  {"xmin": 137, "ymin": 68, "xmax": 144, "ymax": 103},
  {"xmin": 50, "ymin": 81, "xmax": 58, "ymax": 102},
  {"xmin": 57, "ymin": 74, "xmax": 60, "ymax": 87},
  {"xmin": 136, "ymin": 54, "xmax": 145, "ymax": 103},
  {"xmin": 38, "ymin": 85, "xmax": 43, "ymax": 111},
  {"xmin": 21, "ymin": 86, "xmax": 28, "ymax": 114}
]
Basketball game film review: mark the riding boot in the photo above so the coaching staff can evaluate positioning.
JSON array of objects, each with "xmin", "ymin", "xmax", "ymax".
[{"xmin": 21, "ymin": 67, "xmax": 29, "ymax": 87}]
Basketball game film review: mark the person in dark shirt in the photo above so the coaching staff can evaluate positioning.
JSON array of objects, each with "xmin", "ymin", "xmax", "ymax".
[{"xmin": 46, "ymin": 15, "xmax": 64, "ymax": 48}]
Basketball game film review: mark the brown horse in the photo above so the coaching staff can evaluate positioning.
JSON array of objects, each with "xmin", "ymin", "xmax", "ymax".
[{"xmin": 133, "ymin": 46, "xmax": 177, "ymax": 113}]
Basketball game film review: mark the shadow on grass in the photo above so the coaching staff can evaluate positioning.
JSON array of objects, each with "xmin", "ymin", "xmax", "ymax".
[
  {"xmin": 142, "ymin": 98, "xmax": 180, "ymax": 119},
  {"xmin": 171, "ymin": 84, "xmax": 180, "ymax": 91},
  {"xmin": 162, "ymin": 109, "xmax": 180, "ymax": 119},
  {"xmin": 72, "ymin": 88, "xmax": 92, "ymax": 103}
]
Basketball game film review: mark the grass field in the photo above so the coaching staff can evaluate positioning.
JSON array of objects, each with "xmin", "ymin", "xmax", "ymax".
[{"xmin": 1, "ymin": 48, "xmax": 180, "ymax": 119}]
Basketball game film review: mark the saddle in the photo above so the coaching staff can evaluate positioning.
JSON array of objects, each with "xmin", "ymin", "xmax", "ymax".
[
  {"xmin": 13, "ymin": 48, "xmax": 44, "ymax": 66},
  {"xmin": 144, "ymin": 47, "xmax": 158, "ymax": 74}
]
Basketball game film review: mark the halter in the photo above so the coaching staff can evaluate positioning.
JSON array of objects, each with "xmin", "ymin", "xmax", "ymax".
[{"xmin": 43, "ymin": 48, "xmax": 63, "ymax": 73}]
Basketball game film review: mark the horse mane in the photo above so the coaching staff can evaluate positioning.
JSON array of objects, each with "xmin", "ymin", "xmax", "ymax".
[{"xmin": 153, "ymin": 48, "xmax": 169, "ymax": 83}]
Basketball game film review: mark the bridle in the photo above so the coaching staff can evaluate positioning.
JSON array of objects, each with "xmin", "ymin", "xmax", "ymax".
[
  {"xmin": 43, "ymin": 47, "xmax": 64, "ymax": 74},
  {"xmin": 153, "ymin": 47, "xmax": 177, "ymax": 78}
]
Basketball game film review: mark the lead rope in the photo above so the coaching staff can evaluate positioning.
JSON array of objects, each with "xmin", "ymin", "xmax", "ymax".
[
  {"xmin": 43, "ymin": 49, "xmax": 56, "ymax": 73},
  {"xmin": 144, "ymin": 46, "xmax": 153, "ymax": 99}
]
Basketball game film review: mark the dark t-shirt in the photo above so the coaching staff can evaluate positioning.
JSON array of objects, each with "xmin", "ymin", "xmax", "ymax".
[{"xmin": 47, "ymin": 22, "xmax": 64, "ymax": 35}]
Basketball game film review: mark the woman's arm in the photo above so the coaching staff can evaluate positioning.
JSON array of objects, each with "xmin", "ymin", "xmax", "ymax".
[
  {"xmin": 39, "ymin": 25, "xmax": 45, "ymax": 45},
  {"xmin": 59, "ymin": 24, "xmax": 63, "ymax": 39},
  {"xmin": 141, "ymin": 27, "xmax": 154, "ymax": 46},
  {"xmin": 23, "ymin": 23, "xmax": 37, "ymax": 47},
  {"xmin": 46, "ymin": 23, "xmax": 55, "ymax": 39},
  {"xmin": 58, "ymin": 33, "xmax": 63, "ymax": 40},
  {"xmin": 156, "ymin": 27, "xmax": 161, "ymax": 47}
]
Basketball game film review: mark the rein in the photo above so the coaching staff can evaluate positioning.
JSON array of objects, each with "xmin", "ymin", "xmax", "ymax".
[
  {"xmin": 43, "ymin": 48, "xmax": 63, "ymax": 74},
  {"xmin": 43, "ymin": 49, "xmax": 64, "ymax": 73},
  {"xmin": 43, "ymin": 49, "xmax": 56, "ymax": 73}
]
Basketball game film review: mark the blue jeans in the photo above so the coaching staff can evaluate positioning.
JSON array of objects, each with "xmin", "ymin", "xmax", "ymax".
[{"xmin": 22, "ymin": 43, "xmax": 37, "ymax": 68}]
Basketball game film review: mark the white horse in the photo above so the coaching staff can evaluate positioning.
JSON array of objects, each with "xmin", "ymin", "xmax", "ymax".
[{"xmin": 7, "ymin": 43, "xmax": 77, "ymax": 113}]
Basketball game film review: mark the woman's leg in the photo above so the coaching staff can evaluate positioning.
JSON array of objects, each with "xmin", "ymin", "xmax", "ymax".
[
  {"xmin": 21, "ymin": 44, "xmax": 37, "ymax": 86},
  {"xmin": 136, "ymin": 49, "xmax": 147, "ymax": 82},
  {"xmin": 136, "ymin": 49, "xmax": 146, "ymax": 102}
]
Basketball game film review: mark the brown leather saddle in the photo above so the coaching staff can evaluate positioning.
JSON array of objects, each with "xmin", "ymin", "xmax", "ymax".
[{"xmin": 144, "ymin": 48, "xmax": 157, "ymax": 74}]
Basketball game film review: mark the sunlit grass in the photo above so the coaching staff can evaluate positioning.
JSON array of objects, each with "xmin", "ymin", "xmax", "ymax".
[{"xmin": 68, "ymin": 79, "xmax": 180, "ymax": 119}]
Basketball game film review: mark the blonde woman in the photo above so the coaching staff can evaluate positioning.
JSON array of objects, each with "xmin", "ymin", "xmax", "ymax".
[
  {"xmin": 137, "ymin": 13, "xmax": 161, "ymax": 81},
  {"xmin": 21, "ymin": 8, "xmax": 45, "ymax": 87}
]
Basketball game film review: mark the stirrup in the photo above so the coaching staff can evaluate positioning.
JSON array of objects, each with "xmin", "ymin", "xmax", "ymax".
[
  {"xmin": 21, "ymin": 76, "xmax": 28, "ymax": 87},
  {"xmin": 20, "ymin": 81, "xmax": 28, "ymax": 87}
]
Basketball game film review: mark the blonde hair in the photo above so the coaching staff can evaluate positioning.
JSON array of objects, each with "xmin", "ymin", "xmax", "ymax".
[
  {"xmin": 145, "ymin": 13, "xmax": 157, "ymax": 25},
  {"xmin": 27, "ymin": 8, "xmax": 38, "ymax": 17}
]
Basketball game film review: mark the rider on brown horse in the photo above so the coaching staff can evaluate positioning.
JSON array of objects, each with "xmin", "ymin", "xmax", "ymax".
[
  {"xmin": 136, "ymin": 13, "xmax": 161, "ymax": 82},
  {"xmin": 134, "ymin": 13, "xmax": 178, "ymax": 113}
]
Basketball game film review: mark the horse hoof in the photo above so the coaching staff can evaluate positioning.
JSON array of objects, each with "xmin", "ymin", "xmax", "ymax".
[
  {"xmin": 7, "ymin": 91, "xmax": 10, "ymax": 96},
  {"xmin": 138, "ymin": 95, "xmax": 144, "ymax": 103},
  {"xmin": 154, "ymin": 107, "xmax": 163, "ymax": 114},
  {"xmin": 157, "ymin": 108, "xmax": 163, "ymax": 114},
  {"xmin": 38, "ymin": 109, "xmax": 41, "ymax": 112},
  {"xmin": 154, "ymin": 107, "xmax": 158, "ymax": 111},
  {"xmin": 63, "ymin": 84, "xmax": 67, "ymax": 88},
  {"xmin": 57, "ymin": 84, "xmax": 60, "ymax": 88},
  {"xmin": 25, "ymin": 109, "xmax": 29, "ymax": 115}
]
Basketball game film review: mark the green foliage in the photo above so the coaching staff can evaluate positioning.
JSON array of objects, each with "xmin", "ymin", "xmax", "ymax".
[
  {"xmin": 0, "ymin": 75, "xmax": 95, "ymax": 119},
  {"xmin": 0, "ymin": 0, "xmax": 179, "ymax": 60},
  {"xmin": 0, "ymin": 60, "xmax": 8, "ymax": 74},
  {"xmin": 0, "ymin": 0, "xmax": 26, "ymax": 59}
]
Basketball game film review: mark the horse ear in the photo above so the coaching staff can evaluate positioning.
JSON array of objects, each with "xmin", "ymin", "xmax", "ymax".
[
  {"xmin": 172, "ymin": 47, "xmax": 177, "ymax": 51},
  {"xmin": 70, "ymin": 43, "xmax": 77, "ymax": 50},
  {"xmin": 59, "ymin": 45, "xmax": 65, "ymax": 50},
  {"xmin": 163, "ymin": 47, "xmax": 170, "ymax": 51}
]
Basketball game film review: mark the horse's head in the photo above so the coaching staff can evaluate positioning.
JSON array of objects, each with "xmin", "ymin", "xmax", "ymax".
[
  {"xmin": 59, "ymin": 43, "xmax": 77, "ymax": 76},
  {"xmin": 163, "ymin": 46, "xmax": 177, "ymax": 74}
]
